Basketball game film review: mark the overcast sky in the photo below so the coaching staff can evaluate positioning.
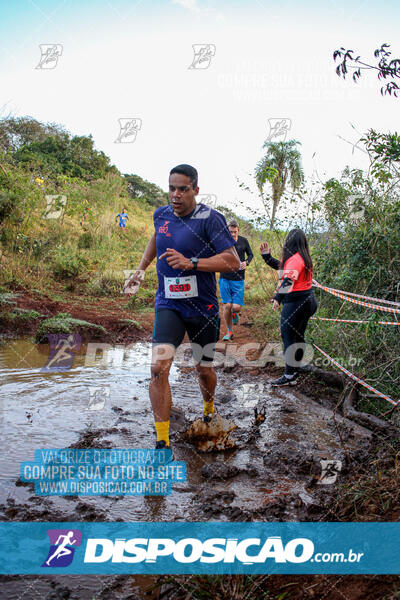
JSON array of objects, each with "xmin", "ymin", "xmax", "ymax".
[{"xmin": 1, "ymin": 0, "xmax": 399, "ymax": 218}]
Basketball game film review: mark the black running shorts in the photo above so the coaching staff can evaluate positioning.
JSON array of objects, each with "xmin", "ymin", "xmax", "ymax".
[{"xmin": 152, "ymin": 308, "xmax": 220, "ymax": 364}]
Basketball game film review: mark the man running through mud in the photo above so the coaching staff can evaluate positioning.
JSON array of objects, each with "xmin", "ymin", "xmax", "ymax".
[{"xmin": 124, "ymin": 164, "xmax": 240, "ymax": 449}]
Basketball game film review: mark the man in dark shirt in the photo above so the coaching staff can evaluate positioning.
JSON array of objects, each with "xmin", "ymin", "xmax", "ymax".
[
  {"xmin": 219, "ymin": 221, "xmax": 254, "ymax": 340},
  {"xmin": 123, "ymin": 165, "xmax": 240, "ymax": 449}
]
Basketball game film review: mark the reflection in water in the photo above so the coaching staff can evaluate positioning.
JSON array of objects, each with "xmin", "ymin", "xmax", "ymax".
[
  {"xmin": 0, "ymin": 338, "xmax": 179, "ymax": 376},
  {"xmin": 0, "ymin": 339, "xmax": 185, "ymax": 516}
]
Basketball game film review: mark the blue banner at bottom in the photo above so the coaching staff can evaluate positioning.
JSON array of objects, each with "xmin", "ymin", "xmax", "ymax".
[{"xmin": 0, "ymin": 522, "xmax": 398, "ymax": 574}]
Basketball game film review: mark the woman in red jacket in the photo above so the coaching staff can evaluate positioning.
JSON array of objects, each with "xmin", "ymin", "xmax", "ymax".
[{"xmin": 260, "ymin": 229, "xmax": 318, "ymax": 386}]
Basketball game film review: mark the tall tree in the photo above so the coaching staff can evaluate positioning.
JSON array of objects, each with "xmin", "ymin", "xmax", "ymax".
[
  {"xmin": 255, "ymin": 139, "xmax": 304, "ymax": 230},
  {"xmin": 0, "ymin": 116, "xmax": 65, "ymax": 153}
]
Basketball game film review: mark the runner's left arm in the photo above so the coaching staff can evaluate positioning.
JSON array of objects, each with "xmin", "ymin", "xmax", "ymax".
[
  {"xmin": 159, "ymin": 245, "xmax": 240, "ymax": 272},
  {"xmin": 197, "ymin": 245, "xmax": 240, "ymax": 272}
]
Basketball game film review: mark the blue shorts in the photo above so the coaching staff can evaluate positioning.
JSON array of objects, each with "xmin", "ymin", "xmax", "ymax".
[{"xmin": 219, "ymin": 278, "xmax": 245, "ymax": 306}]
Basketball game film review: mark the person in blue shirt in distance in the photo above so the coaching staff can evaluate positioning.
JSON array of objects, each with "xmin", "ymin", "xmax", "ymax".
[{"xmin": 116, "ymin": 208, "xmax": 129, "ymax": 228}]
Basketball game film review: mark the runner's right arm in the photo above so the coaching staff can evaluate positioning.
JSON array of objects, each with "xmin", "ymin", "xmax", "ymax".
[
  {"xmin": 123, "ymin": 233, "xmax": 156, "ymax": 294},
  {"xmin": 137, "ymin": 233, "xmax": 156, "ymax": 270}
]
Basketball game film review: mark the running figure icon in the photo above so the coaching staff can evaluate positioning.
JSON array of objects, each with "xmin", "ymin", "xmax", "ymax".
[{"xmin": 45, "ymin": 531, "xmax": 77, "ymax": 566}]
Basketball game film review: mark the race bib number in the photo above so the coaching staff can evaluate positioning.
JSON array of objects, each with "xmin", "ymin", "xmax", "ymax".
[{"xmin": 164, "ymin": 275, "xmax": 198, "ymax": 299}]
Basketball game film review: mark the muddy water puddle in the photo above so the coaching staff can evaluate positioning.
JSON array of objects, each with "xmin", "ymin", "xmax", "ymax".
[
  {"xmin": 0, "ymin": 338, "xmax": 374, "ymax": 519},
  {"xmin": 0, "ymin": 338, "xmax": 374, "ymax": 597}
]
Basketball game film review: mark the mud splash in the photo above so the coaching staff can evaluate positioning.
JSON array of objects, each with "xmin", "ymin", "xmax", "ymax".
[{"xmin": 183, "ymin": 413, "xmax": 238, "ymax": 452}]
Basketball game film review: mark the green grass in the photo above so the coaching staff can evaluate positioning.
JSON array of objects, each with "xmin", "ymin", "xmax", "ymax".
[
  {"xmin": 34, "ymin": 312, "xmax": 107, "ymax": 343},
  {"xmin": 10, "ymin": 308, "xmax": 43, "ymax": 320},
  {"xmin": 118, "ymin": 318, "xmax": 143, "ymax": 330},
  {"xmin": 0, "ymin": 292, "xmax": 18, "ymax": 306},
  {"xmin": 0, "ymin": 172, "xmax": 157, "ymax": 298}
]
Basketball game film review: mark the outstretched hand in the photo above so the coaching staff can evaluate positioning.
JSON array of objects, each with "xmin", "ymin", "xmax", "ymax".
[{"xmin": 260, "ymin": 241, "xmax": 271, "ymax": 255}]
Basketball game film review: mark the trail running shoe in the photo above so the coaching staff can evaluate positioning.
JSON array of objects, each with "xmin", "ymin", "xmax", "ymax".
[
  {"xmin": 222, "ymin": 332, "xmax": 234, "ymax": 341},
  {"xmin": 271, "ymin": 373, "xmax": 299, "ymax": 387},
  {"xmin": 297, "ymin": 363, "xmax": 312, "ymax": 373},
  {"xmin": 155, "ymin": 440, "xmax": 174, "ymax": 462},
  {"xmin": 232, "ymin": 312, "xmax": 239, "ymax": 325},
  {"xmin": 155, "ymin": 440, "xmax": 170, "ymax": 449}
]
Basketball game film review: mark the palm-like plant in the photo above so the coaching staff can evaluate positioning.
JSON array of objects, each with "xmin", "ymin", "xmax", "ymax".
[{"xmin": 255, "ymin": 139, "xmax": 304, "ymax": 230}]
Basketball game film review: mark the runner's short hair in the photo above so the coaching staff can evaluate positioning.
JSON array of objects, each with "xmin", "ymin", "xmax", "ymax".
[
  {"xmin": 170, "ymin": 164, "xmax": 198, "ymax": 188},
  {"xmin": 229, "ymin": 221, "xmax": 239, "ymax": 228}
]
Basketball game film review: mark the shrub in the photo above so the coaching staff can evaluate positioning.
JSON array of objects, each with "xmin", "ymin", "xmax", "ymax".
[
  {"xmin": 86, "ymin": 270, "xmax": 124, "ymax": 296},
  {"xmin": 52, "ymin": 248, "xmax": 87, "ymax": 279},
  {"xmin": 78, "ymin": 232, "xmax": 94, "ymax": 249}
]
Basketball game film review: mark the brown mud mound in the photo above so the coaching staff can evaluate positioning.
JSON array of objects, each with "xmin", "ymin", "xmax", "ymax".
[{"xmin": 182, "ymin": 413, "xmax": 238, "ymax": 452}]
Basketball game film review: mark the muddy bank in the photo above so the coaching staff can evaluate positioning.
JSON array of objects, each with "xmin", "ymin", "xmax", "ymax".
[
  {"xmin": 0, "ymin": 573, "xmax": 158, "ymax": 600},
  {"xmin": 0, "ymin": 287, "xmax": 154, "ymax": 344},
  {"xmin": 156, "ymin": 573, "xmax": 400, "ymax": 600}
]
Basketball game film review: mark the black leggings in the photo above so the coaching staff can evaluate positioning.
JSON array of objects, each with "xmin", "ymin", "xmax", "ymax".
[{"xmin": 280, "ymin": 292, "xmax": 318, "ymax": 375}]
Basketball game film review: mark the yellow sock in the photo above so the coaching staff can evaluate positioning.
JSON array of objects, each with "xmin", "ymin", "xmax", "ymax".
[
  {"xmin": 203, "ymin": 398, "xmax": 215, "ymax": 417},
  {"xmin": 155, "ymin": 421, "xmax": 170, "ymax": 446}
]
